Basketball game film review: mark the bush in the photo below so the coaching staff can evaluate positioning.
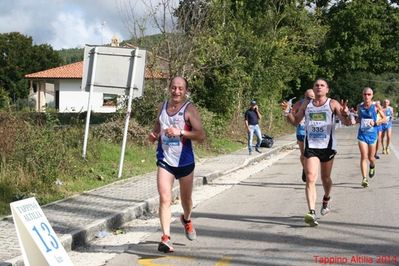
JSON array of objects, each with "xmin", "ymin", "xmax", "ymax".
[
  {"xmin": 0, "ymin": 87, "xmax": 10, "ymax": 110},
  {"xmin": 91, "ymin": 116, "xmax": 151, "ymax": 145},
  {"xmin": 0, "ymin": 111, "xmax": 87, "ymax": 210}
]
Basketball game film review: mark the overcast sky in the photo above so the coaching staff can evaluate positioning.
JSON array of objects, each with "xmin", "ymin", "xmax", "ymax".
[{"xmin": 0, "ymin": 0, "xmax": 177, "ymax": 50}]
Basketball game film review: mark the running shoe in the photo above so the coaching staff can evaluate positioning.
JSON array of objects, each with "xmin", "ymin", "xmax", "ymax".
[
  {"xmin": 158, "ymin": 235, "xmax": 174, "ymax": 253},
  {"xmin": 361, "ymin": 177, "xmax": 369, "ymax": 188},
  {"xmin": 180, "ymin": 215, "xmax": 197, "ymax": 241},
  {"xmin": 369, "ymin": 166, "xmax": 375, "ymax": 178},
  {"xmin": 304, "ymin": 211, "xmax": 318, "ymax": 227},
  {"xmin": 320, "ymin": 198, "xmax": 331, "ymax": 216},
  {"xmin": 301, "ymin": 169, "xmax": 306, "ymax": 182},
  {"xmin": 374, "ymin": 154, "xmax": 380, "ymax": 159}
]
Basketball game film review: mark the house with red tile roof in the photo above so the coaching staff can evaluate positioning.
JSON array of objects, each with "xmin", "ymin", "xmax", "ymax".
[{"xmin": 25, "ymin": 49, "xmax": 169, "ymax": 113}]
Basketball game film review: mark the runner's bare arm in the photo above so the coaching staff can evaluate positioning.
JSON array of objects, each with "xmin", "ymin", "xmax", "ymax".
[
  {"xmin": 281, "ymin": 100, "xmax": 306, "ymax": 126},
  {"xmin": 376, "ymin": 104, "xmax": 387, "ymax": 125},
  {"xmin": 184, "ymin": 104, "xmax": 206, "ymax": 143},
  {"xmin": 292, "ymin": 100, "xmax": 308, "ymax": 125},
  {"xmin": 334, "ymin": 99, "xmax": 353, "ymax": 126},
  {"xmin": 149, "ymin": 103, "xmax": 163, "ymax": 143}
]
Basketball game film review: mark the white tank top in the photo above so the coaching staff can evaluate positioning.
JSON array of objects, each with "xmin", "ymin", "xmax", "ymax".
[
  {"xmin": 157, "ymin": 100, "xmax": 194, "ymax": 167},
  {"xmin": 305, "ymin": 98, "xmax": 336, "ymax": 150}
]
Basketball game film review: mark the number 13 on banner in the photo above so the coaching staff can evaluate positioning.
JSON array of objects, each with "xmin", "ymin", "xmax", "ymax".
[{"xmin": 10, "ymin": 197, "xmax": 73, "ymax": 266}]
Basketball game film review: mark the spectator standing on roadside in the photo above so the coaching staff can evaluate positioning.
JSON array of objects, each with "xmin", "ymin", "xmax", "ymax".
[
  {"xmin": 245, "ymin": 100, "xmax": 262, "ymax": 155},
  {"xmin": 148, "ymin": 76, "xmax": 205, "ymax": 253}
]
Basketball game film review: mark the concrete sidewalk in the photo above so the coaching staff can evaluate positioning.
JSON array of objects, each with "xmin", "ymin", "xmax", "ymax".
[{"xmin": 0, "ymin": 134, "xmax": 297, "ymax": 266}]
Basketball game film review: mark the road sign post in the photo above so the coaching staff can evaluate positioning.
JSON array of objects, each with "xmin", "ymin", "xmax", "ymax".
[{"xmin": 80, "ymin": 45, "xmax": 146, "ymax": 177}]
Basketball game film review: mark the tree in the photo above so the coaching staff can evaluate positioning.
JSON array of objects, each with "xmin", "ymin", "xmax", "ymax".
[
  {"xmin": 189, "ymin": 0, "xmax": 327, "ymax": 120},
  {"xmin": 122, "ymin": 1, "xmax": 341, "ymax": 134},
  {"xmin": 56, "ymin": 48, "xmax": 84, "ymax": 64},
  {"xmin": 318, "ymin": 0, "xmax": 399, "ymax": 77},
  {"xmin": 0, "ymin": 32, "xmax": 62, "ymax": 100},
  {"xmin": 330, "ymin": 72, "xmax": 399, "ymax": 107}
]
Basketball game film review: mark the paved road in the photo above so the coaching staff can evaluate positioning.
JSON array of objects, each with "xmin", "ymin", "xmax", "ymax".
[{"xmin": 70, "ymin": 125, "xmax": 399, "ymax": 265}]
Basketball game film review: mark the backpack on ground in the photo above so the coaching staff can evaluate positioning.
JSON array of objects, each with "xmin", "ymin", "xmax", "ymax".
[{"xmin": 260, "ymin": 134, "xmax": 274, "ymax": 148}]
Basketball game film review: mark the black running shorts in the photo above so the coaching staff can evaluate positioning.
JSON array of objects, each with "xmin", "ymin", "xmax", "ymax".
[
  {"xmin": 304, "ymin": 148, "xmax": 337, "ymax": 163},
  {"xmin": 157, "ymin": 160, "xmax": 195, "ymax": 179}
]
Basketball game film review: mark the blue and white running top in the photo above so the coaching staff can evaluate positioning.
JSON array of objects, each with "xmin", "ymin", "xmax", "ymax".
[
  {"xmin": 385, "ymin": 106, "xmax": 393, "ymax": 122},
  {"xmin": 304, "ymin": 98, "xmax": 336, "ymax": 150},
  {"xmin": 157, "ymin": 100, "xmax": 194, "ymax": 167},
  {"xmin": 381, "ymin": 106, "xmax": 393, "ymax": 131},
  {"xmin": 357, "ymin": 103, "xmax": 377, "ymax": 142}
]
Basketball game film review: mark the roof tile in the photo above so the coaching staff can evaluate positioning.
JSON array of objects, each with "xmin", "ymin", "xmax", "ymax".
[{"xmin": 25, "ymin": 61, "xmax": 169, "ymax": 79}]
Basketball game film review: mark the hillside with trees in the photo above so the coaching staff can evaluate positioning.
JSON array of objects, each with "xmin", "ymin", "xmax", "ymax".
[
  {"xmin": 120, "ymin": 0, "xmax": 399, "ymax": 130},
  {"xmin": 57, "ymin": 48, "xmax": 84, "ymax": 64}
]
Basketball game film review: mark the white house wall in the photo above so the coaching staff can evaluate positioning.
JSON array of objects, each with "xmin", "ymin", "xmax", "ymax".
[{"xmin": 58, "ymin": 79, "xmax": 117, "ymax": 113}]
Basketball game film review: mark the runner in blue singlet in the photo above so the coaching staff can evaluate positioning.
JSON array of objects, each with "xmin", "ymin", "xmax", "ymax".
[
  {"xmin": 381, "ymin": 99, "xmax": 394, "ymax": 155},
  {"xmin": 374, "ymin": 100, "xmax": 383, "ymax": 159},
  {"xmin": 356, "ymin": 88, "xmax": 386, "ymax": 188},
  {"xmin": 290, "ymin": 89, "xmax": 315, "ymax": 182}
]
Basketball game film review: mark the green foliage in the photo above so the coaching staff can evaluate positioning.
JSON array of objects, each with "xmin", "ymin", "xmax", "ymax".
[
  {"xmin": 319, "ymin": 0, "xmax": 399, "ymax": 76},
  {"xmin": 121, "ymin": 34, "xmax": 164, "ymax": 52},
  {"xmin": 82, "ymin": 140, "xmax": 156, "ymax": 182},
  {"xmin": 330, "ymin": 72, "xmax": 399, "ymax": 106},
  {"xmin": 10, "ymin": 113, "xmax": 72, "ymax": 183},
  {"xmin": 92, "ymin": 116, "xmax": 151, "ymax": 145},
  {"xmin": 0, "ymin": 112, "xmax": 84, "ymax": 207},
  {"xmin": 184, "ymin": 0, "xmax": 326, "ymax": 121},
  {"xmin": 0, "ymin": 111, "xmax": 155, "ymax": 215},
  {"xmin": 56, "ymin": 48, "xmax": 84, "ymax": 64},
  {"xmin": 196, "ymin": 106, "xmax": 228, "ymax": 142},
  {"xmin": 0, "ymin": 32, "xmax": 62, "ymax": 100},
  {"xmin": 130, "ymin": 81, "xmax": 169, "ymax": 126},
  {"xmin": 0, "ymin": 87, "xmax": 10, "ymax": 110}
]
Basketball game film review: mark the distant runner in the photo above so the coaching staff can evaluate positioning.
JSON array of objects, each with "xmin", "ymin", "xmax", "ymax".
[
  {"xmin": 374, "ymin": 100, "xmax": 383, "ymax": 159},
  {"xmin": 355, "ymin": 88, "xmax": 386, "ymax": 188},
  {"xmin": 285, "ymin": 89, "xmax": 315, "ymax": 182},
  {"xmin": 381, "ymin": 98, "xmax": 394, "ymax": 155}
]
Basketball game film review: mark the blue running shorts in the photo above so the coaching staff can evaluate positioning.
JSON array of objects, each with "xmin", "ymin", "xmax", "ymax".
[
  {"xmin": 381, "ymin": 123, "xmax": 392, "ymax": 132},
  {"xmin": 357, "ymin": 134, "xmax": 377, "ymax": 145},
  {"xmin": 296, "ymin": 134, "xmax": 305, "ymax": 142}
]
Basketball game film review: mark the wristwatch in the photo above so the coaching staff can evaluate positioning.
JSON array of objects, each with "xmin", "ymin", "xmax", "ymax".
[{"xmin": 180, "ymin": 129, "xmax": 185, "ymax": 137}]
